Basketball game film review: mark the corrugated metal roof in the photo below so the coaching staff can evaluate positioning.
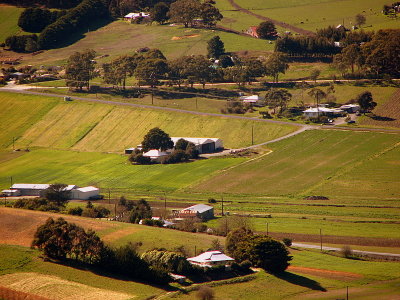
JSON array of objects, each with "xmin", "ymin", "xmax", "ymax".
[
  {"xmin": 171, "ymin": 137, "xmax": 221, "ymax": 146},
  {"xmin": 11, "ymin": 184, "xmax": 50, "ymax": 190},
  {"xmin": 76, "ymin": 186, "xmax": 99, "ymax": 192},
  {"xmin": 188, "ymin": 251, "xmax": 234, "ymax": 263},
  {"xmin": 182, "ymin": 204, "xmax": 213, "ymax": 214}
]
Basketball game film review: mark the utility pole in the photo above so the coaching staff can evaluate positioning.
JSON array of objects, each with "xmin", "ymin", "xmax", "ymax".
[
  {"xmin": 12, "ymin": 137, "xmax": 15, "ymax": 151},
  {"xmin": 10, "ymin": 176, "xmax": 13, "ymax": 187},
  {"xmin": 195, "ymin": 96, "xmax": 198, "ymax": 110},
  {"xmin": 151, "ymin": 89, "xmax": 154, "ymax": 105},
  {"xmin": 346, "ymin": 286, "xmax": 349, "ymax": 300},
  {"xmin": 114, "ymin": 202, "xmax": 117, "ymax": 220},
  {"xmin": 320, "ymin": 229, "xmax": 323, "ymax": 251},
  {"xmin": 164, "ymin": 191, "xmax": 167, "ymax": 212},
  {"xmin": 266, "ymin": 223, "xmax": 269, "ymax": 236},
  {"xmin": 221, "ymin": 195, "xmax": 224, "ymax": 216},
  {"xmin": 194, "ymin": 245, "xmax": 197, "ymax": 256},
  {"xmin": 108, "ymin": 188, "xmax": 111, "ymax": 204},
  {"xmin": 251, "ymin": 124, "xmax": 254, "ymax": 145}
]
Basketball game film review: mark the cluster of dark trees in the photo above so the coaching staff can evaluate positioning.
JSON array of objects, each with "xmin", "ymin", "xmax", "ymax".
[
  {"xmin": 333, "ymin": 29, "xmax": 400, "ymax": 78},
  {"xmin": 117, "ymin": 197, "xmax": 153, "ymax": 223},
  {"xmin": 275, "ymin": 26, "xmax": 374, "ymax": 58},
  {"xmin": 5, "ymin": 0, "xmax": 109, "ymax": 52},
  {"xmin": 226, "ymin": 227, "xmax": 292, "ymax": 273},
  {"xmin": 18, "ymin": 8, "xmax": 66, "ymax": 32},
  {"xmin": 31, "ymin": 217, "xmax": 170, "ymax": 283},
  {"xmin": 13, "ymin": 183, "xmax": 72, "ymax": 212},
  {"xmin": 2, "ymin": 0, "xmax": 83, "ymax": 8},
  {"xmin": 382, "ymin": 2, "xmax": 400, "ymax": 15},
  {"xmin": 129, "ymin": 127, "xmax": 199, "ymax": 165},
  {"xmin": 68, "ymin": 201, "xmax": 110, "ymax": 218},
  {"xmin": 256, "ymin": 21, "xmax": 277, "ymax": 40}
]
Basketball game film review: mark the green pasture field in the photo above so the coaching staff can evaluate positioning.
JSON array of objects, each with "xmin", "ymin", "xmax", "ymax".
[
  {"xmin": 0, "ymin": 5, "xmax": 25, "ymax": 43},
  {"xmin": 233, "ymin": 0, "xmax": 400, "ymax": 32},
  {"xmin": 0, "ymin": 92, "xmax": 297, "ymax": 152},
  {"xmin": 0, "ymin": 149, "xmax": 246, "ymax": 193},
  {"xmin": 193, "ymin": 129, "xmax": 400, "ymax": 199},
  {"xmin": 21, "ymin": 20, "xmax": 270, "ymax": 67}
]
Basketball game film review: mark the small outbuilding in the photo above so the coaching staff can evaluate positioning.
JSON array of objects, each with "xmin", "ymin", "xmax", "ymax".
[
  {"xmin": 246, "ymin": 26, "xmax": 259, "ymax": 38},
  {"xmin": 178, "ymin": 204, "xmax": 214, "ymax": 220},
  {"xmin": 340, "ymin": 104, "xmax": 360, "ymax": 113},
  {"xmin": 124, "ymin": 12, "xmax": 150, "ymax": 21},
  {"xmin": 71, "ymin": 186, "xmax": 100, "ymax": 200},
  {"xmin": 240, "ymin": 95, "xmax": 264, "ymax": 106},
  {"xmin": 171, "ymin": 137, "xmax": 223, "ymax": 154},
  {"xmin": 1, "ymin": 189, "xmax": 21, "ymax": 197},
  {"xmin": 187, "ymin": 251, "xmax": 234, "ymax": 267},
  {"xmin": 143, "ymin": 149, "xmax": 169, "ymax": 162}
]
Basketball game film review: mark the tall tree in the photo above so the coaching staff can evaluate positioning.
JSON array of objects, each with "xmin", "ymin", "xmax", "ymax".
[
  {"xmin": 355, "ymin": 14, "xmax": 366, "ymax": 27},
  {"xmin": 44, "ymin": 183, "xmax": 71, "ymax": 207},
  {"xmin": 256, "ymin": 21, "xmax": 277, "ymax": 39},
  {"xmin": 309, "ymin": 69, "xmax": 321, "ymax": 83},
  {"xmin": 207, "ymin": 35, "xmax": 225, "ymax": 59},
  {"xmin": 308, "ymin": 88, "xmax": 326, "ymax": 119},
  {"xmin": 103, "ymin": 55, "xmax": 137, "ymax": 89},
  {"xmin": 342, "ymin": 44, "xmax": 361, "ymax": 74},
  {"xmin": 264, "ymin": 52, "xmax": 289, "ymax": 82},
  {"xmin": 265, "ymin": 88, "xmax": 292, "ymax": 114},
  {"xmin": 66, "ymin": 49, "xmax": 96, "ymax": 91},
  {"xmin": 151, "ymin": 2, "xmax": 170, "ymax": 24},
  {"xmin": 200, "ymin": 0, "xmax": 223, "ymax": 28},
  {"xmin": 134, "ymin": 58, "xmax": 168, "ymax": 87},
  {"xmin": 168, "ymin": 0, "xmax": 201, "ymax": 28},
  {"xmin": 357, "ymin": 91, "xmax": 376, "ymax": 114},
  {"xmin": 141, "ymin": 127, "xmax": 174, "ymax": 151}
]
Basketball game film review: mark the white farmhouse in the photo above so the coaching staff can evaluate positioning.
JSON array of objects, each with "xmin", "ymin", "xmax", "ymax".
[{"xmin": 187, "ymin": 251, "xmax": 234, "ymax": 267}]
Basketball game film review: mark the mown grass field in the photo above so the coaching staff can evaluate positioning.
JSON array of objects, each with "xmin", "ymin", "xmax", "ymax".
[
  {"xmin": 0, "ymin": 149, "xmax": 246, "ymax": 193},
  {"xmin": 0, "ymin": 5, "xmax": 25, "ymax": 43},
  {"xmin": 233, "ymin": 0, "xmax": 400, "ymax": 32},
  {"xmin": 194, "ymin": 129, "xmax": 400, "ymax": 199},
  {"xmin": 0, "ymin": 92, "xmax": 297, "ymax": 152}
]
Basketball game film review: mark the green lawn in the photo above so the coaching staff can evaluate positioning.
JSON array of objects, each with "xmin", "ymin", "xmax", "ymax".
[
  {"xmin": 193, "ymin": 129, "xmax": 400, "ymax": 199},
  {"xmin": 0, "ymin": 91, "xmax": 297, "ymax": 152},
  {"xmin": 0, "ymin": 5, "xmax": 25, "ymax": 43},
  {"xmin": 233, "ymin": 0, "xmax": 400, "ymax": 32}
]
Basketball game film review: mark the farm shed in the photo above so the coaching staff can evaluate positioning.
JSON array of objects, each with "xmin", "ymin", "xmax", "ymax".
[
  {"xmin": 1, "ymin": 189, "xmax": 21, "ymax": 197},
  {"xmin": 171, "ymin": 137, "xmax": 223, "ymax": 154},
  {"xmin": 71, "ymin": 186, "xmax": 100, "ymax": 200},
  {"xmin": 178, "ymin": 204, "xmax": 214, "ymax": 220},
  {"xmin": 246, "ymin": 26, "xmax": 259, "ymax": 38},
  {"xmin": 240, "ymin": 95, "xmax": 263, "ymax": 106},
  {"xmin": 10, "ymin": 183, "xmax": 50, "ymax": 196},
  {"xmin": 340, "ymin": 104, "xmax": 360, "ymax": 113},
  {"xmin": 143, "ymin": 149, "xmax": 169, "ymax": 162},
  {"xmin": 124, "ymin": 12, "xmax": 150, "ymax": 21},
  {"xmin": 303, "ymin": 107, "xmax": 345, "ymax": 118},
  {"xmin": 187, "ymin": 251, "xmax": 234, "ymax": 267}
]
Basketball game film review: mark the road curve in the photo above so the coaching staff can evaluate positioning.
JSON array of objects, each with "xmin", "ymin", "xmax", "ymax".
[{"xmin": 292, "ymin": 242, "xmax": 400, "ymax": 259}]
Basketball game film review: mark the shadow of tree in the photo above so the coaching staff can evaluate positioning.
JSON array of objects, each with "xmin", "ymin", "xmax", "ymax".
[
  {"xmin": 370, "ymin": 115, "xmax": 396, "ymax": 122},
  {"xmin": 275, "ymin": 271, "xmax": 327, "ymax": 292}
]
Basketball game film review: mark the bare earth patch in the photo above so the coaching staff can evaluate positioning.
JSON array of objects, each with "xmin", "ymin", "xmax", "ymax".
[
  {"xmin": 171, "ymin": 34, "xmax": 200, "ymax": 40},
  {"xmin": 0, "ymin": 207, "xmax": 117, "ymax": 247},
  {"xmin": 0, "ymin": 272, "xmax": 133, "ymax": 300},
  {"xmin": 101, "ymin": 227, "xmax": 141, "ymax": 243},
  {"xmin": 288, "ymin": 266, "xmax": 362, "ymax": 281}
]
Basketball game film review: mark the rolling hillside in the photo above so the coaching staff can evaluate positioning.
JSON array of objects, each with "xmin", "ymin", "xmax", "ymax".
[{"xmin": 0, "ymin": 92, "xmax": 297, "ymax": 152}]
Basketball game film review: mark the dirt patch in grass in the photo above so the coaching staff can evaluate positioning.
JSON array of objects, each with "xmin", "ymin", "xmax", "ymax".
[
  {"xmin": 288, "ymin": 266, "xmax": 362, "ymax": 281},
  {"xmin": 171, "ymin": 34, "xmax": 200, "ymax": 40},
  {"xmin": 101, "ymin": 227, "xmax": 141, "ymax": 243},
  {"xmin": 0, "ymin": 207, "xmax": 116, "ymax": 247},
  {"xmin": 0, "ymin": 272, "xmax": 133, "ymax": 300}
]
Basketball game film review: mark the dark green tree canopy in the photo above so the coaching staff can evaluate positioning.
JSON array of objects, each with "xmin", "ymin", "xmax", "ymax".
[
  {"xmin": 256, "ymin": 21, "xmax": 277, "ymax": 39},
  {"xmin": 207, "ymin": 35, "xmax": 225, "ymax": 58},
  {"xmin": 226, "ymin": 227, "xmax": 292, "ymax": 273},
  {"xmin": 44, "ymin": 183, "xmax": 71, "ymax": 207},
  {"xmin": 142, "ymin": 127, "xmax": 174, "ymax": 152},
  {"xmin": 66, "ymin": 49, "xmax": 97, "ymax": 90},
  {"xmin": 151, "ymin": 2, "xmax": 170, "ymax": 24},
  {"xmin": 357, "ymin": 91, "xmax": 376, "ymax": 113}
]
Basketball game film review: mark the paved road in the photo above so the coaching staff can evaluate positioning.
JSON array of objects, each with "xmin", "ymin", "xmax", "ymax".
[{"xmin": 292, "ymin": 243, "xmax": 400, "ymax": 259}]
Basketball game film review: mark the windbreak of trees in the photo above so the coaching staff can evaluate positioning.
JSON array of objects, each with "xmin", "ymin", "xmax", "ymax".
[
  {"xmin": 18, "ymin": 7, "xmax": 66, "ymax": 33},
  {"xmin": 2, "ymin": 0, "xmax": 83, "ymax": 9},
  {"xmin": 32, "ymin": 217, "xmax": 170, "ymax": 284},
  {"xmin": 275, "ymin": 35, "xmax": 339, "ymax": 57}
]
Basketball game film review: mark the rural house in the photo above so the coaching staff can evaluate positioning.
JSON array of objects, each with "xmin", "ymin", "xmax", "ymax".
[
  {"xmin": 143, "ymin": 149, "xmax": 169, "ymax": 162},
  {"xmin": 240, "ymin": 95, "xmax": 264, "ymax": 106},
  {"xmin": 124, "ymin": 12, "xmax": 150, "ymax": 21},
  {"xmin": 187, "ymin": 251, "xmax": 234, "ymax": 267},
  {"xmin": 9, "ymin": 184, "xmax": 77, "ymax": 197},
  {"xmin": 303, "ymin": 107, "xmax": 345, "ymax": 118},
  {"xmin": 246, "ymin": 26, "xmax": 259, "ymax": 38},
  {"xmin": 171, "ymin": 137, "xmax": 223, "ymax": 154},
  {"xmin": 175, "ymin": 204, "xmax": 214, "ymax": 220}
]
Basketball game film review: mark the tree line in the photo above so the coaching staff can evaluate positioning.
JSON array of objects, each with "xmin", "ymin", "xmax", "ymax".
[{"xmin": 1, "ymin": 0, "xmax": 83, "ymax": 8}]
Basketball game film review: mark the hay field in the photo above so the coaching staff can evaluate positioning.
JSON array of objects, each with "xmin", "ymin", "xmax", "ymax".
[
  {"xmin": 193, "ymin": 129, "xmax": 400, "ymax": 199},
  {"xmin": 0, "ymin": 273, "xmax": 133, "ymax": 300},
  {"xmin": 0, "ymin": 92, "xmax": 297, "ymax": 152},
  {"xmin": 233, "ymin": 0, "xmax": 400, "ymax": 32}
]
